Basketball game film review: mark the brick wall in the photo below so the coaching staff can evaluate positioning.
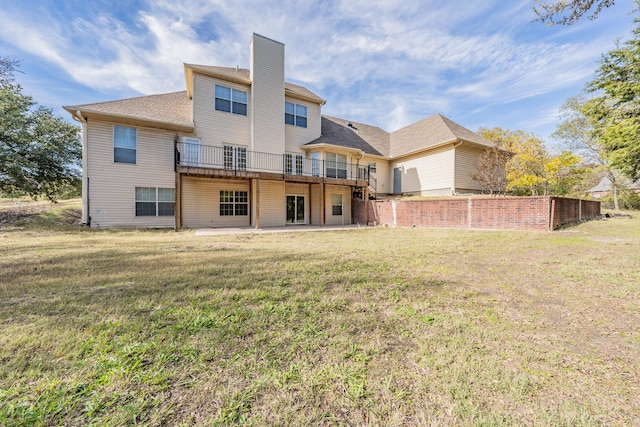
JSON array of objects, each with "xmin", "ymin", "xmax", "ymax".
[
  {"xmin": 550, "ymin": 198, "xmax": 601, "ymax": 230},
  {"xmin": 352, "ymin": 196, "xmax": 600, "ymax": 231}
]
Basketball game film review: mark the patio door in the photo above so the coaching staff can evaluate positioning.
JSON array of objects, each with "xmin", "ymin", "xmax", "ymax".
[
  {"xmin": 182, "ymin": 137, "xmax": 201, "ymax": 166},
  {"xmin": 393, "ymin": 167, "xmax": 402, "ymax": 194},
  {"xmin": 286, "ymin": 195, "xmax": 305, "ymax": 224}
]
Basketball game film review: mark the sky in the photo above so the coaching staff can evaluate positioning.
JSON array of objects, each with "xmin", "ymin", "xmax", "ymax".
[{"xmin": 0, "ymin": 0, "xmax": 637, "ymax": 146}]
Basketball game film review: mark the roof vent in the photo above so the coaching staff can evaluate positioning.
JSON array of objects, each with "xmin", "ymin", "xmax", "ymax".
[{"xmin": 347, "ymin": 122, "xmax": 358, "ymax": 131}]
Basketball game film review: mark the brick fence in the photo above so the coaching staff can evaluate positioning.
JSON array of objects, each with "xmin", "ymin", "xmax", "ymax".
[{"xmin": 352, "ymin": 197, "xmax": 601, "ymax": 231}]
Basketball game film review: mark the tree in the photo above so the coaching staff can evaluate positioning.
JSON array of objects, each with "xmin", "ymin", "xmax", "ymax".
[
  {"xmin": 478, "ymin": 127, "xmax": 585, "ymax": 196},
  {"xmin": 543, "ymin": 151, "xmax": 585, "ymax": 195},
  {"xmin": 584, "ymin": 7, "xmax": 640, "ymax": 182},
  {"xmin": 0, "ymin": 59, "xmax": 81, "ymax": 201},
  {"xmin": 533, "ymin": 0, "xmax": 616, "ymax": 25},
  {"xmin": 0, "ymin": 57, "xmax": 19, "ymax": 87},
  {"xmin": 478, "ymin": 127, "xmax": 548, "ymax": 195},
  {"xmin": 554, "ymin": 94, "xmax": 621, "ymax": 209},
  {"xmin": 470, "ymin": 146, "xmax": 511, "ymax": 195}
]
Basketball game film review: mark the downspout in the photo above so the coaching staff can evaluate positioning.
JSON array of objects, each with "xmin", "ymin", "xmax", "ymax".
[
  {"xmin": 73, "ymin": 110, "xmax": 90, "ymax": 226},
  {"xmin": 452, "ymin": 140, "xmax": 463, "ymax": 195}
]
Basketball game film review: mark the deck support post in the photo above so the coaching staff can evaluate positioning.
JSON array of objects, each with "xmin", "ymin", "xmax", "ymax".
[{"xmin": 174, "ymin": 172, "xmax": 182, "ymax": 231}]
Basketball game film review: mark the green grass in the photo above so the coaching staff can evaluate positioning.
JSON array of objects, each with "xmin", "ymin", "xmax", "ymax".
[{"xmin": 1, "ymin": 206, "xmax": 639, "ymax": 425}]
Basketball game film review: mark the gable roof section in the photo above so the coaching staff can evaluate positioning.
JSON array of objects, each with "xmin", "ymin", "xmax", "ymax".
[
  {"xmin": 305, "ymin": 114, "xmax": 494, "ymax": 159},
  {"xmin": 304, "ymin": 115, "xmax": 390, "ymax": 157},
  {"xmin": 184, "ymin": 64, "xmax": 325, "ymax": 104},
  {"xmin": 587, "ymin": 175, "xmax": 640, "ymax": 193},
  {"xmin": 390, "ymin": 113, "xmax": 494, "ymax": 158},
  {"xmin": 64, "ymin": 91, "xmax": 194, "ymax": 133}
]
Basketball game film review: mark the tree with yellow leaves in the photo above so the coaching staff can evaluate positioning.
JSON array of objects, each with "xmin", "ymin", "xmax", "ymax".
[{"xmin": 477, "ymin": 127, "xmax": 584, "ymax": 196}]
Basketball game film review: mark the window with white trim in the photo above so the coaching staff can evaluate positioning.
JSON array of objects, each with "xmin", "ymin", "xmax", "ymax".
[
  {"xmin": 311, "ymin": 152, "xmax": 321, "ymax": 177},
  {"xmin": 223, "ymin": 145, "xmax": 247, "ymax": 170},
  {"xmin": 215, "ymin": 85, "xmax": 248, "ymax": 116},
  {"xmin": 285, "ymin": 153, "xmax": 303, "ymax": 175},
  {"xmin": 114, "ymin": 126, "xmax": 136, "ymax": 164},
  {"xmin": 285, "ymin": 102, "xmax": 307, "ymax": 128},
  {"xmin": 332, "ymin": 194, "xmax": 343, "ymax": 216},
  {"xmin": 182, "ymin": 137, "xmax": 201, "ymax": 166},
  {"xmin": 135, "ymin": 187, "xmax": 174, "ymax": 216},
  {"xmin": 220, "ymin": 190, "xmax": 248, "ymax": 216},
  {"xmin": 326, "ymin": 153, "xmax": 347, "ymax": 179}
]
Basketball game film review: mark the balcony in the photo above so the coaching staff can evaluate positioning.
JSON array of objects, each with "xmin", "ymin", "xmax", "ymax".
[{"xmin": 175, "ymin": 141, "xmax": 369, "ymax": 186}]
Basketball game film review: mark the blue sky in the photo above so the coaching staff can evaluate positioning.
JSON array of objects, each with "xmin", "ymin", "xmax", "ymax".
[{"xmin": 0, "ymin": 0, "xmax": 636, "ymax": 145}]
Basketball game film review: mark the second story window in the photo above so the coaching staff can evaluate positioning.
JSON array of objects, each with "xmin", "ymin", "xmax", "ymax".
[
  {"xmin": 223, "ymin": 145, "xmax": 247, "ymax": 171},
  {"xmin": 215, "ymin": 85, "xmax": 247, "ymax": 116},
  {"xmin": 285, "ymin": 102, "xmax": 307, "ymax": 128},
  {"xmin": 326, "ymin": 152, "xmax": 347, "ymax": 179},
  {"xmin": 284, "ymin": 153, "xmax": 303, "ymax": 175},
  {"xmin": 113, "ymin": 125, "xmax": 136, "ymax": 164}
]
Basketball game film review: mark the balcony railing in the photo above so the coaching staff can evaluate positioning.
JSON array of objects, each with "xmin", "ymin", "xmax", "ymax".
[{"xmin": 175, "ymin": 141, "xmax": 368, "ymax": 181}]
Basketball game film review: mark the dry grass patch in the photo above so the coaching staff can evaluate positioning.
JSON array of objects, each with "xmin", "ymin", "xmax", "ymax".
[{"xmin": 1, "ymin": 206, "xmax": 639, "ymax": 425}]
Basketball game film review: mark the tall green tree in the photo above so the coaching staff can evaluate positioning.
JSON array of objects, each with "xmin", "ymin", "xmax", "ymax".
[
  {"xmin": 584, "ymin": 6, "xmax": 640, "ymax": 181},
  {"xmin": 0, "ymin": 58, "xmax": 81, "ymax": 201},
  {"xmin": 533, "ymin": 0, "xmax": 616, "ymax": 25},
  {"xmin": 554, "ymin": 94, "xmax": 621, "ymax": 209}
]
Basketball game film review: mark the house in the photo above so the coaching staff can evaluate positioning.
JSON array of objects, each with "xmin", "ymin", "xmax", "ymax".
[
  {"xmin": 586, "ymin": 174, "xmax": 640, "ymax": 199},
  {"xmin": 64, "ymin": 33, "xmax": 497, "ymax": 229}
]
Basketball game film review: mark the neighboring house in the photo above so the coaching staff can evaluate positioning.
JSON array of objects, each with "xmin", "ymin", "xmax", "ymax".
[
  {"xmin": 64, "ymin": 33, "xmax": 498, "ymax": 229},
  {"xmin": 586, "ymin": 175, "xmax": 640, "ymax": 199}
]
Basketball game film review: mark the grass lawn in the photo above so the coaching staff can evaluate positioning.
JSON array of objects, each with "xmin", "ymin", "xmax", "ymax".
[{"xmin": 1, "ymin": 201, "xmax": 639, "ymax": 426}]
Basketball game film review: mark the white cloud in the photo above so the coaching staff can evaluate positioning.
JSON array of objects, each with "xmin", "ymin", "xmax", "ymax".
[{"xmin": 0, "ymin": 0, "xmax": 635, "ymax": 136}]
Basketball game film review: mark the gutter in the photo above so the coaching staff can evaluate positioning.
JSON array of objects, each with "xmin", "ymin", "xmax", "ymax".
[{"xmin": 71, "ymin": 110, "xmax": 90, "ymax": 226}]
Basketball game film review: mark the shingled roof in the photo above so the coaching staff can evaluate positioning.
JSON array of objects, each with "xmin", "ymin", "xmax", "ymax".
[
  {"xmin": 64, "ymin": 91, "xmax": 193, "ymax": 132},
  {"xmin": 389, "ymin": 113, "xmax": 494, "ymax": 158},
  {"xmin": 305, "ymin": 113, "xmax": 494, "ymax": 159},
  {"xmin": 305, "ymin": 116, "xmax": 390, "ymax": 156},
  {"xmin": 184, "ymin": 64, "xmax": 325, "ymax": 104}
]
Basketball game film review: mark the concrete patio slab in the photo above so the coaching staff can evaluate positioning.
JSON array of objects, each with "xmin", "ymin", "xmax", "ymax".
[{"xmin": 195, "ymin": 224, "xmax": 366, "ymax": 236}]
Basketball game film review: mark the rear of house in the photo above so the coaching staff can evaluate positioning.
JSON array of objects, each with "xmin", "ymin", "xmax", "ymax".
[{"xmin": 65, "ymin": 33, "xmax": 500, "ymax": 229}]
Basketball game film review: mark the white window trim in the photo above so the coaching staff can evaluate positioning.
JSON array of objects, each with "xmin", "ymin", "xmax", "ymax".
[
  {"xmin": 134, "ymin": 187, "xmax": 175, "ymax": 217},
  {"xmin": 285, "ymin": 101, "xmax": 307, "ymax": 128},
  {"xmin": 286, "ymin": 194, "xmax": 306, "ymax": 224},
  {"xmin": 285, "ymin": 153, "xmax": 304, "ymax": 175},
  {"xmin": 223, "ymin": 144, "xmax": 247, "ymax": 170},
  {"xmin": 181, "ymin": 137, "xmax": 201, "ymax": 166},
  {"xmin": 331, "ymin": 193, "xmax": 343, "ymax": 216},
  {"xmin": 219, "ymin": 190, "xmax": 249, "ymax": 216},
  {"xmin": 113, "ymin": 125, "xmax": 137, "ymax": 164},
  {"xmin": 326, "ymin": 152, "xmax": 348, "ymax": 179},
  {"xmin": 215, "ymin": 84, "xmax": 248, "ymax": 116}
]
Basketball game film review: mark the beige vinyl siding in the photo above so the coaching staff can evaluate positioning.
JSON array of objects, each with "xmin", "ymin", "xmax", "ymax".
[
  {"xmin": 394, "ymin": 145, "xmax": 454, "ymax": 196},
  {"xmin": 361, "ymin": 155, "xmax": 390, "ymax": 195},
  {"xmin": 192, "ymin": 73, "xmax": 251, "ymax": 148},
  {"xmin": 455, "ymin": 144, "xmax": 485, "ymax": 193},
  {"xmin": 324, "ymin": 185, "xmax": 351, "ymax": 225},
  {"xmin": 258, "ymin": 180, "xmax": 285, "ymax": 226},
  {"xmin": 284, "ymin": 97, "xmax": 321, "ymax": 152},
  {"xmin": 250, "ymin": 34, "xmax": 285, "ymax": 155},
  {"xmin": 182, "ymin": 177, "xmax": 250, "ymax": 228},
  {"xmin": 87, "ymin": 120, "xmax": 175, "ymax": 228}
]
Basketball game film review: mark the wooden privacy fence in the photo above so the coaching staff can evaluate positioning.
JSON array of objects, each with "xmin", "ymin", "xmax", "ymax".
[{"xmin": 352, "ymin": 197, "xmax": 601, "ymax": 231}]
